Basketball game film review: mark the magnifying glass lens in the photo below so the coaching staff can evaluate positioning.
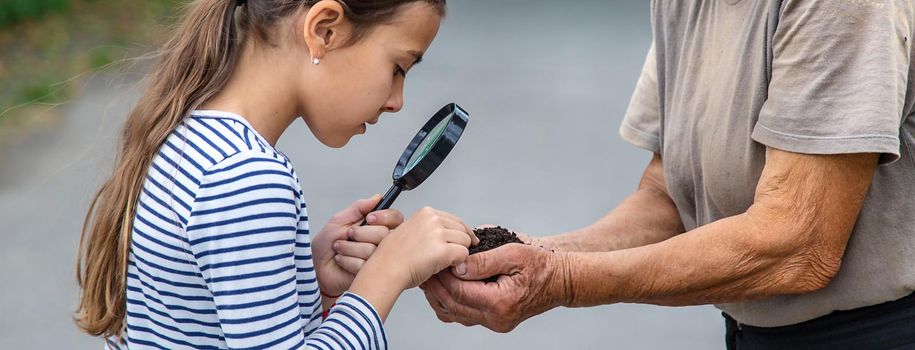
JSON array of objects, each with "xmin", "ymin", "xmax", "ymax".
[
  {"xmin": 405, "ymin": 115, "xmax": 452, "ymax": 172},
  {"xmin": 358, "ymin": 103, "xmax": 468, "ymax": 227}
]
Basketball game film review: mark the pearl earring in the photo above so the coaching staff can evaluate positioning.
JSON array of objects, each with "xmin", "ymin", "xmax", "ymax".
[{"xmin": 311, "ymin": 57, "xmax": 320, "ymax": 65}]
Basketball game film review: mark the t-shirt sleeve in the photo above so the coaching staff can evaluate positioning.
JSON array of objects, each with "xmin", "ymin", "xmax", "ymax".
[
  {"xmin": 753, "ymin": 0, "xmax": 911, "ymax": 164},
  {"xmin": 188, "ymin": 152, "xmax": 386, "ymax": 349},
  {"xmin": 620, "ymin": 42, "xmax": 663, "ymax": 154}
]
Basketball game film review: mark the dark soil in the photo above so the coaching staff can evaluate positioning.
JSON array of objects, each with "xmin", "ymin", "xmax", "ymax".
[{"xmin": 469, "ymin": 226, "xmax": 524, "ymax": 255}]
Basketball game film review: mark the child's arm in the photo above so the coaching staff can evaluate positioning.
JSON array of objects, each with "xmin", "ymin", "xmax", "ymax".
[{"xmin": 188, "ymin": 153, "xmax": 386, "ymax": 349}]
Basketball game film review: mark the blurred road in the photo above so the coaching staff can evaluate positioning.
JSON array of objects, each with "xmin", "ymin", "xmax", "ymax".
[{"xmin": 0, "ymin": 1, "xmax": 724, "ymax": 349}]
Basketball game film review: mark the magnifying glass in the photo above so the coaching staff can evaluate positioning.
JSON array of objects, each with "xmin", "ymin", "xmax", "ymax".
[{"xmin": 361, "ymin": 103, "xmax": 469, "ymax": 225}]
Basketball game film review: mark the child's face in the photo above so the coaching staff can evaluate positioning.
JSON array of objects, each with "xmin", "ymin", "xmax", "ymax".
[{"xmin": 301, "ymin": 3, "xmax": 442, "ymax": 148}]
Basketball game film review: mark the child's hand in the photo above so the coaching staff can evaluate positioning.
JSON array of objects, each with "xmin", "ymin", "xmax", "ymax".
[
  {"xmin": 331, "ymin": 212, "xmax": 405, "ymax": 275},
  {"xmin": 364, "ymin": 207, "xmax": 479, "ymax": 289},
  {"xmin": 313, "ymin": 195, "xmax": 404, "ymax": 298}
]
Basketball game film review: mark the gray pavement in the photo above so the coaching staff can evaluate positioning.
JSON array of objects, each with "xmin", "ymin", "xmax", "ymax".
[{"xmin": 0, "ymin": 1, "xmax": 724, "ymax": 349}]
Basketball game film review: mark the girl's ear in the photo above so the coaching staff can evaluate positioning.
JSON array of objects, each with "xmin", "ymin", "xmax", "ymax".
[{"xmin": 302, "ymin": 1, "xmax": 350, "ymax": 60}]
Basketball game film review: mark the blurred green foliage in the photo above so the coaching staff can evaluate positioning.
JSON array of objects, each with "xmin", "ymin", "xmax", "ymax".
[
  {"xmin": 0, "ymin": 0, "xmax": 178, "ymax": 122},
  {"xmin": 20, "ymin": 81, "xmax": 61, "ymax": 104},
  {"xmin": 0, "ymin": 0, "xmax": 71, "ymax": 28}
]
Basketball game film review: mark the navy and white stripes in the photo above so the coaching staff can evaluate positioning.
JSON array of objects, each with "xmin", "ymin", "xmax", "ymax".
[{"xmin": 110, "ymin": 110, "xmax": 386, "ymax": 349}]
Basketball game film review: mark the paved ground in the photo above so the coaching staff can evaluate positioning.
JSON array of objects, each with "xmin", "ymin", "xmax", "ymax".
[{"xmin": 0, "ymin": 1, "xmax": 725, "ymax": 349}]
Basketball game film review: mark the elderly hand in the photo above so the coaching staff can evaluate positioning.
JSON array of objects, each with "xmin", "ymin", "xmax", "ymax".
[{"xmin": 420, "ymin": 242, "xmax": 571, "ymax": 332}]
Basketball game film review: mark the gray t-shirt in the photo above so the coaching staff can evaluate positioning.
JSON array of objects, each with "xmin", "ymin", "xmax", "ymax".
[{"xmin": 620, "ymin": 0, "xmax": 915, "ymax": 327}]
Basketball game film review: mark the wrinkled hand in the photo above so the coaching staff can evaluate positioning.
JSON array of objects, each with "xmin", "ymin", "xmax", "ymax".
[
  {"xmin": 313, "ymin": 194, "xmax": 404, "ymax": 297},
  {"xmin": 420, "ymin": 242, "xmax": 570, "ymax": 333}
]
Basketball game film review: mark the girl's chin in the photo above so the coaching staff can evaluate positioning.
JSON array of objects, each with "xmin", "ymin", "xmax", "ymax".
[
  {"xmin": 314, "ymin": 134, "xmax": 352, "ymax": 149},
  {"xmin": 315, "ymin": 126, "xmax": 366, "ymax": 148}
]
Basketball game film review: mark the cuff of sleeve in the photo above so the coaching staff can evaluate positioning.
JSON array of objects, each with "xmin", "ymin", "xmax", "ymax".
[
  {"xmin": 752, "ymin": 122, "xmax": 901, "ymax": 165},
  {"xmin": 619, "ymin": 121, "xmax": 661, "ymax": 154},
  {"xmin": 326, "ymin": 292, "xmax": 387, "ymax": 350}
]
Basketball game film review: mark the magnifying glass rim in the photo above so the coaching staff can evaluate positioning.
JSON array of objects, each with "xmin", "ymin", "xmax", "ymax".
[{"xmin": 392, "ymin": 103, "xmax": 469, "ymax": 190}]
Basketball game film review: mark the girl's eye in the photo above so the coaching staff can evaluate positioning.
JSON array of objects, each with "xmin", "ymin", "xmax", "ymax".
[{"xmin": 394, "ymin": 65, "xmax": 406, "ymax": 77}]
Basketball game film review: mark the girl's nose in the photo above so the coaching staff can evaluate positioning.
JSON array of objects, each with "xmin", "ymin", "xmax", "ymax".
[{"xmin": 384, "ymin": 85, "xmax": 404, "ymax": 113}]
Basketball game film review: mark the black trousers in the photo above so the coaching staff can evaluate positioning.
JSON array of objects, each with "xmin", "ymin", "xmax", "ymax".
[{"xmin": 725, "ymin": 293, "xmax": 915, "ymax": 350}]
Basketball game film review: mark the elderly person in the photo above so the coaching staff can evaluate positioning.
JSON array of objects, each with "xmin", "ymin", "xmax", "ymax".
[{"xmin": 420, "ymin": 1, "xmax": 915, "ymax": 349}]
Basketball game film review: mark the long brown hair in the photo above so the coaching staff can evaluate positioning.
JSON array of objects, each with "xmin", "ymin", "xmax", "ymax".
[{"xmin": 76, "ymin": 0, "xmax": 446, "ymax": 339}]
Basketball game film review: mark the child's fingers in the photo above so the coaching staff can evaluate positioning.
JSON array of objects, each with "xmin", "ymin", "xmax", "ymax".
[
  {"xmin": 443, "ymin": 217, "xmax": 477, "ymax": 245},
  {"xmin": 446, "ymin": 243, "xmax": 471, "ymax": 267},
  {"xmin": 331, "ymin": 194, "xmax": 382, "ymax": 224},
  {"xmin": 354, "ymin": 194, "xmax": 383, "ymax": 216},
  {"xmin": 364, "ymin": 208, "xmax": 404, "ymax": 229},
  {"xmin": 334, "ymin": 254, "xmax": 366, "ymax": 275},
  {"xmin": 433, "ymin": 213, "xmax": 477, "ymax": 245},
  {"xmin": 467, "ymin": 227, "xmax": 479, "ymax": 246},
  {"xmin": 347, "ymin": 226, "xmax": 390, "ymax": 245},
  {"xmin": 333, "ymin": 240, "xmax": 376, "ymax": 260},
  {"xmin": 437, "ymin": 215, "xmax": 471, "ymax": 233},
  {"xmin": 442, "ymin": 229, "xmax": 473, "ymax": 248},
  {"xmin": 435, "ymin": 210, "xmax": 468, "ymax": 229}
]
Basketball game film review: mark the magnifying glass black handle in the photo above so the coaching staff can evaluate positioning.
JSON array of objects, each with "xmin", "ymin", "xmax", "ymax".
[{"xmin": 360, "ymin": 184, "xmax": 403, "ymax": 226}]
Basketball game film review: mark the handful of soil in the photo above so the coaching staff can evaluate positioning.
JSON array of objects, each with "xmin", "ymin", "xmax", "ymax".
[{"xmin": 469, "ymin": 226, "xmax": 524, "ymax": 255}]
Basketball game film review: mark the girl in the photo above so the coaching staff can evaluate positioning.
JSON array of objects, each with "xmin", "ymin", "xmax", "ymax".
[{"xmin": 75, "ymin": 0, "xmax": 476, "ymax": 348}]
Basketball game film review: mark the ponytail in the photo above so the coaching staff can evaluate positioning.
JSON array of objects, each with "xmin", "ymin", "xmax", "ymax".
[{"xmin": 76, "ymin": 0, "xmax": 243, "ymax": 338}]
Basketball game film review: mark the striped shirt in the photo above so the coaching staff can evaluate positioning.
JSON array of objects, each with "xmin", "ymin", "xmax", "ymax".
[{"xmin": 108, "ymin": 110, "xmax": 386, "ymax": 349}]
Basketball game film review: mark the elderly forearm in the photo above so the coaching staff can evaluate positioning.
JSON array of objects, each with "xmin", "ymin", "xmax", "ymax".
[
  {"xmin": 561, "ymin": 213, "xmax": 836, "ymax": 308},
  {"xmin": 558, "ymin": 150, "xmax": 876, "ymax": 308}
]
